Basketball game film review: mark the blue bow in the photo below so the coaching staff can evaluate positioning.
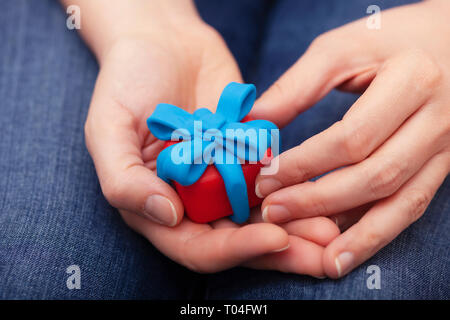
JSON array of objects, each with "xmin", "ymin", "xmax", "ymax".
[{"xmin": 147, "ymin": 82, "xmax": 278, "ymax": 223}]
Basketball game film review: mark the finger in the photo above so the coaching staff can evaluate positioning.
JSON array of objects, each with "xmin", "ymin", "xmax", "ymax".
[
  {"xmin": 245, "ymin": 235, "xmax": 326, "ymax": 278},
  {"xmin": 323, "ymin": 151, "xmax": 450, "ymax": 278},
  {"xmin": 261, "ymin": 98, "xmax": 447, "ymax": 222},
  {"xmin": 122, "ymin": 211, "xmax": 290, "ymax": 273},
  {"xmin": 280, "ymin": 217, "xmax": 340, "ymax": 247},
  {"xmin": 248, "ymin": 206, "xmax": 340, "ymax": 246},
  {"xmin": 255, "ymin": 50, "xmax": 441, "ymax": 198},
  {"xmin": 86, "ymin": 91, "xmax": 183, "ymax": 226},
  {"xmin": 251, "ymin": 27, "xmax": 380, "ymax": 127}
]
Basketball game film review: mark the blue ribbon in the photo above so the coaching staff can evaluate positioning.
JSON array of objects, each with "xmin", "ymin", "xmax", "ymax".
[{"xmin": 147, "ymin": 82, "xmax": 278, "ymax": 223}]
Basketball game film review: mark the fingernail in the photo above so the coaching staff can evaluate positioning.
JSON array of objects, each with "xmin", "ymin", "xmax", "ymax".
[
  {"xmin": 144, "ymin": 195, "xmax": 177, "ymax": 227},
  {"xmin": 255, "ymin": 183, "xmax": 264, "ymax": 198},
  {"xmin": 335, "ymin": 251, "xmax": 354, "ymax": 277},
  {"xmin": 272, "ymin": 244, "xmax": 290, "ymax": 253},
  {"xmin": 262, "ymin": 205, "xmax": 291, "ymax": 223},
  {"xmin": 255, "ymin": 178, "xmax": 282, "ymax": 198}
]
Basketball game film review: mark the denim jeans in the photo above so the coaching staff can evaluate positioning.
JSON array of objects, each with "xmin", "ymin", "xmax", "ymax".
[{"xmin": 0, "ymin": 0, "xmax": 448, "ymax": 299}]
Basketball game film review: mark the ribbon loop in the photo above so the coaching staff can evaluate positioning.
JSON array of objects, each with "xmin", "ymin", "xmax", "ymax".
[
  {"xmin": 216, "ymin": 82, "xmax": 256, "ymax": 122},
  {"xmin": 147, "ymin": 103, "xmax": 196, "ymax": 140}
]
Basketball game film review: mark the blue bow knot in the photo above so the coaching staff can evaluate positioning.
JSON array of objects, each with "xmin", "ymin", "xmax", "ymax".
[{"xmin": 147, "ymin": 82, "xmax": 279, "ymax": 223}]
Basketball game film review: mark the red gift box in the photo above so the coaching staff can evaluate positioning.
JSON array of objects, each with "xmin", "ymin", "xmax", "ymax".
[{"xmin": 162, "ymin": 116, "xmax": 272, "ymax": 223}]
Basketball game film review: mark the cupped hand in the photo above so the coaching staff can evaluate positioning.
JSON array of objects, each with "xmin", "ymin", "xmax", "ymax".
[
  {"xmin": 85, "ymin": 21, "xmax": 339, "ymax": 275},
  {"xmin": 252, "ymin": 0, "xmax": 450, "ymax": 278}
]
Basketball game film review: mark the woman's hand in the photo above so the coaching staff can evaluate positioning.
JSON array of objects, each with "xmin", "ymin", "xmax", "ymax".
[
  {"xmin": 64, "ymin": 0, "xmax": 340, "ymax": 275},
  {"xmin": 90, "ymin": 22, "xmax": 339, "ymax": 276},
  {"xmin": 252, "ymin": 0, "xmax": 450, "ymax": 278},
  {"xmin": 85, "ymin": 16, "xmax": 293, "ymax": 273}
]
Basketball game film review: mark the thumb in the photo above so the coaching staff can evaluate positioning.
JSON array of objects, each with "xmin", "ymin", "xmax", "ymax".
[
  {"xmin": 251, "ymin": 31, "xmax": 375, "ymax": 127},
  {"xmin": 85, "ymin": 94, "xmax": 183, "ymax": 227}
]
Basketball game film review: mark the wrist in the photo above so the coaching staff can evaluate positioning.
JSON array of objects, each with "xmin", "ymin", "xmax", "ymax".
[{"xmin": 61, "ymin": 0, "xmax": 205, "ymax": 62}]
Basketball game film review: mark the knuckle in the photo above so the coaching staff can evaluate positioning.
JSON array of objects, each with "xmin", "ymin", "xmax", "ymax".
[
  {"xmin": 415, "ymin": 64, "xmax": 441, "ymax": 92},
  {"xmin": 422, "ymin": 62, "xmax": 442, "ymax": 90},
  {"xmin": 309, "ymin": 35, "xmax": 326, "ymax": 51},
  {"xmin": 338, "ymin": 121, "xmax": 373, "ymax": 163},
  {"xmin": 270, "ymin": 80, "xmax": 291, "ymax": 102},
  {"xmin": 292, "ymin": 155, "xmax": 314, "ymax": 182},
  {"xmin": 365, "ymin": 231, "xmax": 381, "ymax": 249},
  {"xmin": 367, "ymin": 159, "xmax": 407, "ymax": 198},
  {"xmin": 197, "ymin": 24, "xmax": 224, "ymax": 43},
  {"xmin": 392, "ymin": 49, "xmax": 442, "ymax": 91},
  {"xmin": 271, "ymin": 80, "xmax": 285, "ymax": 96},
  {"xmin": 303, "ymin": 187, "xmax": 329, "ymax": 216},
  {"xmin": 309, "ymin": 34, "xmax": 336, "ymax": 64},
  {"xmin": 363, "ymin": 230, "xmax": 386, "ymax": 255},
  {"xmin": 309, "ymin": 30, "xmax": 354, "ymax": 63},
  {"xmin": 402, "ymin": 189, "xmax": 431, "ymax": 223}
]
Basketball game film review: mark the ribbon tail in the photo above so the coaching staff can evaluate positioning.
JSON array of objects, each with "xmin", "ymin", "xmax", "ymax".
[
  {"xmin": 215, "ymin": 162, "xmax": 249, "ymax": 224},
  {"xmin": 220, "ymin": 120, "xmax": 280, "ymax": 162}
]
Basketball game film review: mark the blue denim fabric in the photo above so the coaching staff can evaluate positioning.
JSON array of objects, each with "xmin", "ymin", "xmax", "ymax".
[{"xmin": 0, "ymin": 0, "xmax": 448, "ymax": 299}]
